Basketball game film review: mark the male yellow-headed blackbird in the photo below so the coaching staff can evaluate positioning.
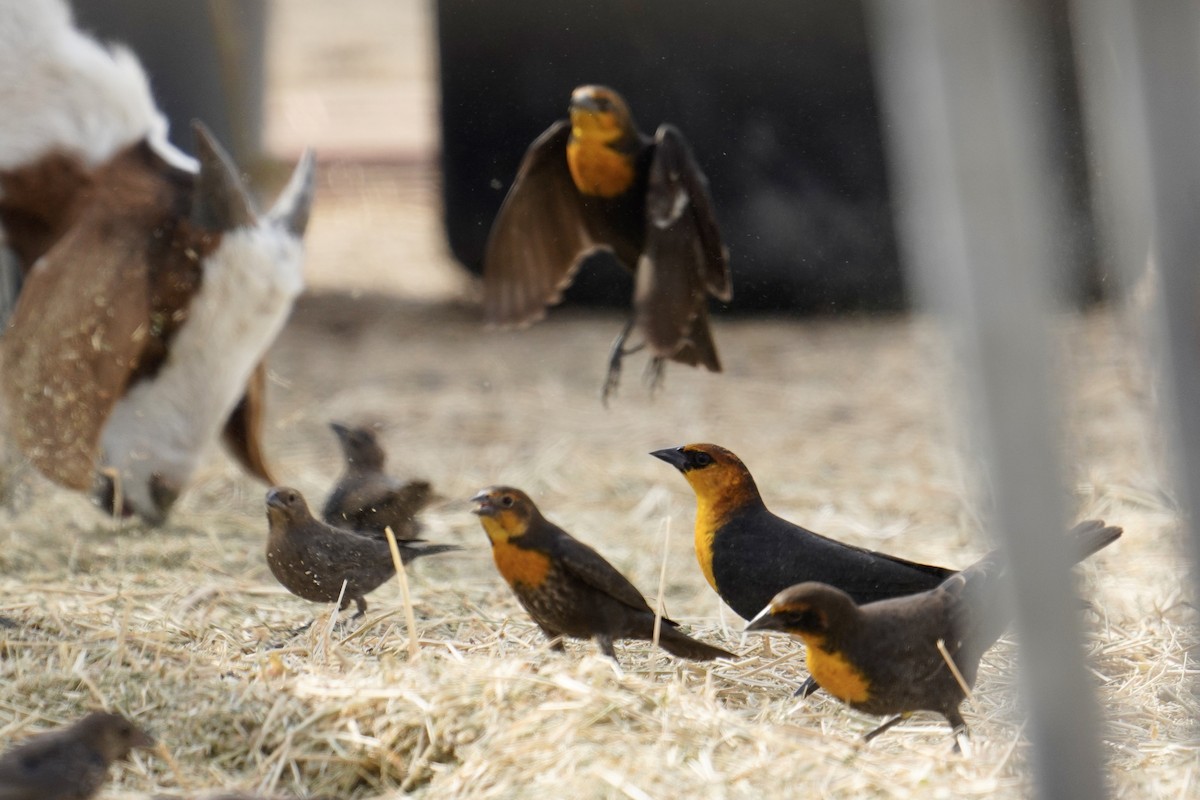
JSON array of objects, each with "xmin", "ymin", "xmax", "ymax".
[
  {"xmin": 484, "ymin": 85, "xmax": 732, "ymax": 401},
  {"xmin": 747, "ymin": 520, "xmax": 1122, "ymax": 742},
  {"xmin": 471, "ymin": 486, "xmax": 734, "ymax": 662},
  {"xmin": 0, "ymin": 711, "xmax": 154, "ymax": 800},
  {"xmin": 266, "ymin": 486, "xmax": 458, "ymax": 617},
  {"xmin": 651, "ymin": 443, "xmax": 955, "ymax": 621},
  {"xmin": 322, "ymin": 422, "xmax": 433, "ymax": 541}
]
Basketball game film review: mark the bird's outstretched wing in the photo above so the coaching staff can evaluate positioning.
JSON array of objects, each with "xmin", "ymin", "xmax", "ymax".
[
  {"xmin": 634, "ymin": 125, "xmax": 729, "ymax": 369},
  {"xmin": 483, "ymin": 120, "xmax": 604, "ymax": 326}
]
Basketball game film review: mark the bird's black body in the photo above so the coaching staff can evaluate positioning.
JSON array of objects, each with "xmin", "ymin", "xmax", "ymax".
[{"xmin": 652, "ymin": 444, "xmax": 955, "ymax": 622}]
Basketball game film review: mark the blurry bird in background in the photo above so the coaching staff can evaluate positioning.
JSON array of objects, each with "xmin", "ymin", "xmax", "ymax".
[
  {"xmin": 483, "ymin": 85, "xmax": 732, "ymax": 403},
  {"xmin": 323, "ymin": 421, "xmax": 434, "ymax": 542},
  {"xmin": 0, "ymin": 711, "xmax": 154, "ymax": 800}
]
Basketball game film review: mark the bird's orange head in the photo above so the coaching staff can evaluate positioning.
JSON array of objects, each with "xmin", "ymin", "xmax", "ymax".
[
  {"xmin": 266, "ymin": 486, "xmax": 314, "ymax": 526},
  {"xmin": 745, "ymin": 582, "xmax": 860, "ymax": 643},
  {"xmin": 569, "ymin": 85, "xmax": 637, "ymax": 146},
  {"xmin": 650, "ymin": 443, "xmax": 763, "ymax": 519},
  {"xmin": 471, "ymin": 485, "xmax": 539, "ymax": 545},
  {"xmin": 76, "ymin": 711, "xmax": 155, "ymax": 762},
  {"xmin": 330, "ymin": 421, "xmax": 386, "ymax": 471}
]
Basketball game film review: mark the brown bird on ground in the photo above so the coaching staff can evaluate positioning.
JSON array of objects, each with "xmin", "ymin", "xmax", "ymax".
[
  {"xmin": 471, "ymin": 485, "xmax": 734, "ymax": 662},
  {"xmin": 322, "ymin": 422, "xmax": 433, "ymax": 541},
  {"xmin": 746, "ymin": 520, "xmax": 1122, "ymax": 743},
  {"xmin": 265, "ymin": 486, "xmax": 459, "ymax": 617},
  {"xmin": 0, "ymin": 711, "xmax": 154, "ymax": 800},
  {"xmin": 484, "ymin": 85, "xmax": 732, "ymax": 402},
  {"xmin": 651, "ymin": 443, "xmax": 956, "ymax": 620}
]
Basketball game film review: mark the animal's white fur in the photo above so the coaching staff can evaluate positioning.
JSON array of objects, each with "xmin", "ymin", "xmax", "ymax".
[
  {"xmin": 100, "ymin": 221, "xmax": 306, "ymax": 519},
  {"xmin": 0, "ymin": 0, "xmax": 195, "ymax": 172}
]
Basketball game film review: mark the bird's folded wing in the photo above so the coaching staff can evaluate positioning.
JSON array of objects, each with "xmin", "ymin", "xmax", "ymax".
[
  {"xmin": 634, "ymin": 126, "xmax": 729, "ymax": 366},
  {"xmin": 483, "ymin": 120, "xmax": 603, "ymax": 326},
  {"xmin": 553, "ymin": 533, "xmax": 659, "ymax": 616}
]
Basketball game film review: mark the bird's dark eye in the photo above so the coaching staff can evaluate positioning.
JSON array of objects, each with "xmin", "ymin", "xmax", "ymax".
[
  {"xmin": 501, "ymin": 495, "xmax": 514, "ymax": 508},
  {"xmin": 692, "ymin": 452, "xmax": 713, "ymax": 467}
]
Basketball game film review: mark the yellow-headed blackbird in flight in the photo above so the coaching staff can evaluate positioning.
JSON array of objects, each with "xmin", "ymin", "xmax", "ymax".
[
  {"xmin": 471, "ymin": 486, "xmax": 734, "ymax": 662},
  {"xmin": 484, "ymin": 85, "xmax": 732, "ymax": 402},
  {"xmin": 266, "ymin": 486, "xmax": 458, "ymax": 617},
  {"xmin": 746, "ymin": 519, "xmax": 1121, "ymax": 742},
  {"xmin": 651, "ymin": 443, "xmax": 955, "ymax": 621},
  {"xmin": 323, "ymin": 422, "xmax": 434, "ymax": 541}
]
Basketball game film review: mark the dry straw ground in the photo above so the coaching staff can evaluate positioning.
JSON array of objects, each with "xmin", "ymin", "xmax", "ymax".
[{"xmin": 0, "ymin": 161, "xmax": 1196, "ymax": 798}]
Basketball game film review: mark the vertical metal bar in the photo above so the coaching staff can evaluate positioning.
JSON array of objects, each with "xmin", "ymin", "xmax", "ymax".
[
  {"xmin": 1123, "ymin": 3, "xmax": 1200, "ymax": 613},
  {"xmin": 868, "ymin": 2, "xmax": 1107, "ymax": 798}
]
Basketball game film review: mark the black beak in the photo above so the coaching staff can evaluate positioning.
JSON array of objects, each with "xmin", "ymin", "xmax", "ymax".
[
  {"xmin": 650, "ymin": 447, "xmax": 689, "ymax": 471},
  {"xmin": 329, "ymin": 421, "xmax": 351, "ymax": 441},
  {"xmin": 744, "ymin": 604, "xmax": 782, "ymax": 633},
  {"xmin": 470, "ymin": 490, "xmax": 495, "ymax": 516}
]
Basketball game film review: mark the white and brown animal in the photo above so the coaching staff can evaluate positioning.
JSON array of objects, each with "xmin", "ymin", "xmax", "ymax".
[{"xmin": 0, "ymin": 0, "xmax": 314, "ymax": 523}]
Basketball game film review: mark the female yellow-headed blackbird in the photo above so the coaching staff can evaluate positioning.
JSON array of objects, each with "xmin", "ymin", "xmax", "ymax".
[
  {"xmin": 651, "ymin": 443, "xmax": 955, "ymax": 620},
  {"xmin": 0, "ymin": 711, "xmax": 154, "ymax": 799},
  {"xmin": 323, "ymin": 422, "xmax": 433, "ymax": 541},
  {"xmin": 471, "ymin": 486, "xmax": 734, "ymax": 662},
  {"xmin": 484, "ymin": 85, "xmax": 732, "ymax": 401},
  {"xmin": 747, "ymin": 520, "xmax": 1122, "ymax": 742},
  {"xmin": 266, "ymin": 486, "xmax": 458, "ymax": 617}
]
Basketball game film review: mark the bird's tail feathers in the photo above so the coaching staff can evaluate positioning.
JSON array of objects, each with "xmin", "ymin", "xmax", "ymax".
[{"xmin": 655, "ymin": 624, "xmax": 736, "ymax": 661}]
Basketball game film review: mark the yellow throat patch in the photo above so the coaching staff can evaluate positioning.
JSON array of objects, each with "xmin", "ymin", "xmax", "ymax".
[
  {"xmin": 566, "ymin": 110, "xmax": 635, "ymax": 198},
  {"xmin": 489, "ymin": 537, "xmax": 552, "ymax": 589},
  {"xmin": 684, "ymin": 466, "xmax": 756, "ymax": 595},
  {"xmin": 803, "ymin": 635, "xmax": 871, "ymax": 704}
]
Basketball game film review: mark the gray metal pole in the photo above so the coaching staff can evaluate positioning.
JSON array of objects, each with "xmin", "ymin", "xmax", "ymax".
[
  {"xmin": 1123, "ymin": 2, "xmax": 1200, "ymax": 616},
  {"xmin": 868, "ymin": 2, "xmax": 1107, "ymax": 798}
]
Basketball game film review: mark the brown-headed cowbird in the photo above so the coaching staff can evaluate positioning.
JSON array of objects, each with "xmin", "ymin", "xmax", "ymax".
[{"xmin": 266, "ymin": 486, "xmax": 458, "ymax": 617}]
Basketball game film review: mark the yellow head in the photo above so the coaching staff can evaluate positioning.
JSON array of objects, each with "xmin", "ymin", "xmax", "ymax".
[
  {"xmin": 568, "ymin": 85, "xmax": 636, "ymax": 146},
  {"xmin": 650, "ymin": 443, "xmax": 762, "ymax": 521},
  {"xmin": 471, "ymin": 485, "xmax": 538, "ymax": 545}
]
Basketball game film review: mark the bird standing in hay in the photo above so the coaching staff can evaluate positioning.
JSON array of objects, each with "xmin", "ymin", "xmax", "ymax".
[
  {"xmin": 0, "ymin": 710, "xmax": 154, "ymax": 800},
  {"xmin": 746, "ymin": 520, "xmax": 1122, "ymax": 745},
  {"xmin": 472, "ymin": 485, "xmax": 734, "ymax": 662},
  {"xmin": 483, "ymin": 85, "xmax": 732, "ymax": 402},
  {"xmin": 0, "ymin": 0, "xmax": 314, "ymax": 523}
]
